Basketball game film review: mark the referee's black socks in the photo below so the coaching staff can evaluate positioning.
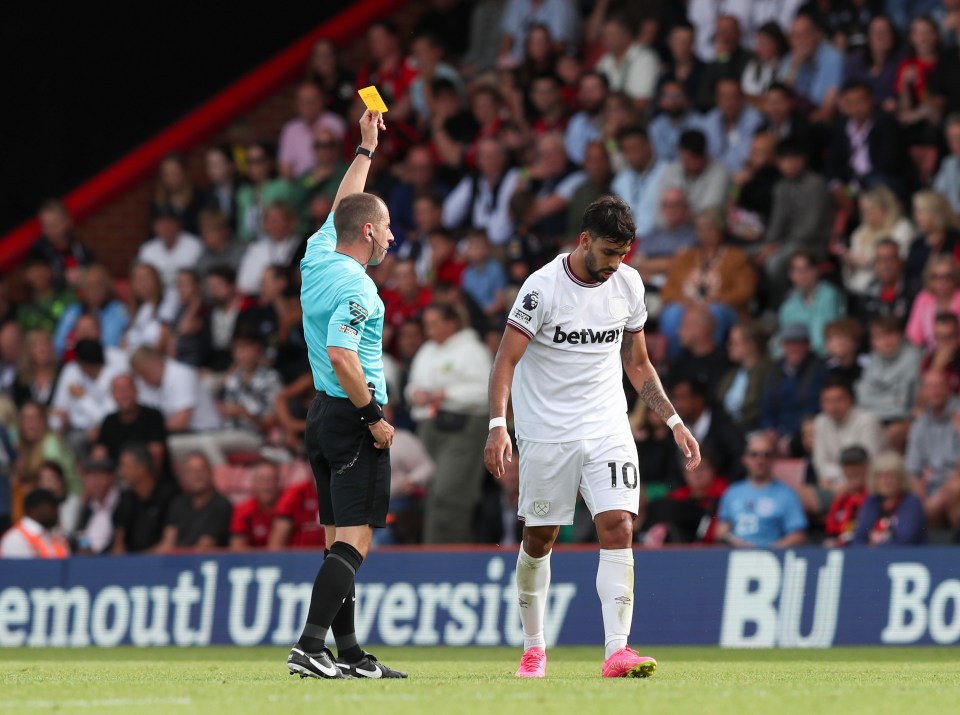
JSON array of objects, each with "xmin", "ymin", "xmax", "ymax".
[{"xmin": 297, "ymin": 541, "xmax": 364, "ymax": 656}]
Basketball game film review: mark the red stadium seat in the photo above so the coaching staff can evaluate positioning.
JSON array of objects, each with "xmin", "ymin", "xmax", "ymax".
[{"xmin": 773, "ymin": 459, "xmax": 806, "ymax": 490}]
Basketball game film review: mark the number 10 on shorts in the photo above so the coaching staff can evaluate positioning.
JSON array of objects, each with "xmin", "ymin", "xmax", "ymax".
[{"xmin": 608, "ymin": 462, "xmax": 638, "ymax": 489}]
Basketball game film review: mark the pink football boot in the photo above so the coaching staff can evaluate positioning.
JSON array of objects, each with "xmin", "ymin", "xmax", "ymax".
[
  {"xmin": 601, "ymin": 647, "xmax": 657, "ymax": 678},
  {"xmin": 516, "ymin": 647, "xmax": 547, "ymax": 678}
]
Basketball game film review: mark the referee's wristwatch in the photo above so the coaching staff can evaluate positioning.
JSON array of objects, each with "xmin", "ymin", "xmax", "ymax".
[{"xmin": 355, "ymin": 145, "xmax": 375, "ymax": 159}]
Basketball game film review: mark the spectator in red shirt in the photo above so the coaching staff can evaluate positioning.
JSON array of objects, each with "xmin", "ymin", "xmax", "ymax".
[
  {"xmin": 642, "ymin": 450, "xmax": 729, "ymax": 545},
  {"xmin": 427, "ymin": 229, "xmax": 466, "ymax": 286},
  {"xmin": 355, "ymin": 21, "xmax": 417, "ymax": 119},
  {"xmin": 229, "ymin": 461, "xmax": 281, "ymax": 550},
  {"xmin": 824, "ymin": 445, "xmax": 870, "ymax": 547},
  {"xmin": 528, "ymin": 73, "xmax": 570, "ymax": 137},
  {"xmin": 268, "ymin": 478, "xmax": 324, "ymax": 549},
  {"xmin": 381, "ymin": 259, "xmax": 433, "ymax": 329}
]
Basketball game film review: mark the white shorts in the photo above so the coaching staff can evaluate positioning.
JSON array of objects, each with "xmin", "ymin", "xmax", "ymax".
[{"xmin": 517, "ymin": 429, "xmax": 641, "ymax": 526}]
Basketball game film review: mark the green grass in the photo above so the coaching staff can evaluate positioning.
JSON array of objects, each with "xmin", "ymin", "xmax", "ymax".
[{"xmin": 2, "ymin": 647, "xmax": 960, "ymax": 715}]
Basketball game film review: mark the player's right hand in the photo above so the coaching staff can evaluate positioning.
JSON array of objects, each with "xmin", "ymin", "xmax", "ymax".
[
  {"xmin": 359, "ymin": 109, "xmax": 385, "ymax": 149},
  {"xmin": 369, "ymin": 418, "xmax": 395, "ymax": 450},
  {"xmin": 483, "ymin": 426, "xmax": 512, "ymax": 478}
]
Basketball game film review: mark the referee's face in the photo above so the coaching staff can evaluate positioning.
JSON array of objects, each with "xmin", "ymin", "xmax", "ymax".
[
  {"xmin": 368, "ymin": 215, "xmax": 394, "ymax": 266},
  {"xmin": 583, "ymin": 235, "xmax": 630, "ymax": 282}
]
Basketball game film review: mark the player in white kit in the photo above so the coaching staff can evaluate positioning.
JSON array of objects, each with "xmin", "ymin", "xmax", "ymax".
[{"xmin": 484, "ymin": 196, "xmax": 700, "ymax": 678}]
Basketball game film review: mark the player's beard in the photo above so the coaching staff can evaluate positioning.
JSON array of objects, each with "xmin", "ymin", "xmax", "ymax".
[{"xmin": 583, "ymin": 248, "xmax": 614, "ymax": 282}]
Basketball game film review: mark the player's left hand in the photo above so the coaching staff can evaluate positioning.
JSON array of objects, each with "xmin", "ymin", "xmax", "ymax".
[
  {"xmin": 673, "ymin": 424, "xmax": 701, "ymax": 471},
  {"xmin": 483, "ymin": 426, "xmax": 512, "ymax": 479}
]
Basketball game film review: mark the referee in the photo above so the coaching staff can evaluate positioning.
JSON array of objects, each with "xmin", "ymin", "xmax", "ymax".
[{"xmin": 286, "ymin": 109, "xmax": 406, "ymax": 680}]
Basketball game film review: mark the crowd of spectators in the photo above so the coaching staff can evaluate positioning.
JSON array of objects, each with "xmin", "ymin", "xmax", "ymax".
[{"xmin": 7, "ymin": 0, "xmax": 960, "ymax": 558}]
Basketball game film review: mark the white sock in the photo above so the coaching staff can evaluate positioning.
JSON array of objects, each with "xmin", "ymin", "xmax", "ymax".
[
  {"xmin": 516, "ymin": 545, "xmax": 551, "ymax": 652},
  {"xmin": 597, "ymin": 548, "xmax": 634, "ymax": 658}
]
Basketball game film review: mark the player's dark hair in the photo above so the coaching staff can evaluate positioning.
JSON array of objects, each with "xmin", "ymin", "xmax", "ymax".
[
  {"xmin": 334, "ymin": 193, "xmax": 388, "ymax": 246},
  {"xmin": 580, "ymin": 195, "xmax": 636, "ymax": 246}
]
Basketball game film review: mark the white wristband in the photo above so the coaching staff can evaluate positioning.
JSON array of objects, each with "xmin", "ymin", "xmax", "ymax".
[
  {"xmin": 666, "ymin": 414, "xmax": 683, "ymax": 430},
  {"xmin": 489, "ymin": 417, "xmax": 508, "ymax": 430}
]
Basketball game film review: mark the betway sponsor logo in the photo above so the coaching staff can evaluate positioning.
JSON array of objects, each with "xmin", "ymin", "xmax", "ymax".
[
  {"xmin": 552, "ymin": 326, "xmax": 622, "ymax": 344},
  {"xmin": 0, "ymin": 558, "xmax": 576, "ymax": 648}
]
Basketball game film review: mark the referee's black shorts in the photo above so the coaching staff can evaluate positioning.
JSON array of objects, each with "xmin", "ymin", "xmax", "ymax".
[{"xmin": 305, "ymin": 392, "xmax": 391, "ymax": 528}]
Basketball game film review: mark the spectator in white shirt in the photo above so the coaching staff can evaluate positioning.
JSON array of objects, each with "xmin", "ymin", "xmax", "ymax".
[
  {"xmin": 130, "ymin": 346, "xmax": 222, "ymax": 464},
  {"xmin": 137, "ymin": 205, "xmax": 203, "ymax": 302},
  {"xmin": 656, "ymin": 129, "xmax": 731, "ymax": 225},
  {"xmin": 277, "ymin": 81, "xmax": 346, "ymax": 180},
  {"xmin": 405, "ymin": 304, "xmax": 491, "ymax": 544},
  {"xmin": 120, "ymin": 263, "xmax": 173, "ymax": 355},
  {"xmin": 595, "ymin": 15, "xmax": 661, "ymax": 112},
  {"xmin": 442, "ymin": 137, "xmax": 521, "ymax": 246},
  {"xmin": 72, "ymin": 455, "xmax": 120, "ymax": 554},
  {"xmin": 236, "ymin": 201, "xmax": 304, "ymax": 296},
  {"xmin": 50, "ymin": 339, "xmax": 126, "ymax": 453}
]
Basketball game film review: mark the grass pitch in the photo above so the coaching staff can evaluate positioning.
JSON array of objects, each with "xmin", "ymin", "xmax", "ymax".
[{"xmin": 2, "ymin": 646, "xmax": 959, "ymax": 715}]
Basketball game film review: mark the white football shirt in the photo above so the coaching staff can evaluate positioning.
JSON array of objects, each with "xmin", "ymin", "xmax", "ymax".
[{"xmin": 507, "ymin": 253, "xmax": 647, "ymax": 443}]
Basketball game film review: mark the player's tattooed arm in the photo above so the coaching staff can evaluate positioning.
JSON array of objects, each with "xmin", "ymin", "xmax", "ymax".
[
  {"xmin": 638, "ymin": 373, "xmax": 674, "ymax": 423},
  {"xmin": 621, "ymin": 330, "xmax": 674, "ymax": 421}
]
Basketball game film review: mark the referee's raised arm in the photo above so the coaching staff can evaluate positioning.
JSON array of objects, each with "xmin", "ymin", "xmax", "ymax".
[{"xmin": 331, "ymin": 109, "xmax": 385, "ymax": 211}]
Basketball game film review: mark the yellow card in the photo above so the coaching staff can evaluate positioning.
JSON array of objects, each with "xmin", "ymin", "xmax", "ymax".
[{"xmin": 357, "ymin": 86, "xmax": 389, "ymax": 113}]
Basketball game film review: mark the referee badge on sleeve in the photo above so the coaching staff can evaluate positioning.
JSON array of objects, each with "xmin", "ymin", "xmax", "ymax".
[{"xmin": 533, "ymin": 501, "xmax": 550, "ymax": 517}]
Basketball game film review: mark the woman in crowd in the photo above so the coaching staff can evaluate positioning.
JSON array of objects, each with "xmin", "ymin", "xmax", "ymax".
[
  {"xmin": 307, "ymin": 38, "xmax": 355, "ymax": 117},
  {"xmin": 10, "ymin": 402, "xmax": 76, "ymax": 525},
  {"xmin": 53, "ymin": 264, "xmax": 128, "ymax": 358},
  {"xmin": 843, "ymin": 14, "xmax": 903, "ymax": 112},
  {"xmin": 905, "ymin": 190, "xmax": 960, "ymax": 295},
  {"xmin": 659, "ymin": 207, "xmax": 757, "ymax": 357},
  {"xmin": 905, "ymin": 255, "xmax": 960, "ymax": 350},
  {"xmin": 150, "ymin": 153, "xmax": 206, "ymax": 235},
  {"xmin": 204, "ymin": 145, "xmax": 238, "ymax": 226},
  {"xmin": 120, "ymin": 263, "xmax": 168, "ymax": 355},
  {"xmin": 717, "ymin": 321, "xmax": 773, "ymax": 433},
  {"xmin": 852, "ymin": 451, "xmax": 926, "ymax": 546},
  {"xmin": 741, "ymin": 22, "xmax": 789, "ymax": 100},
  {"xmin": 840, "ymin": 185, "xmax": 915, "ymax": 295},
  {"xmin": 234, "ymin": 141, "xmax": 301, "ymax": 243},
  {"xmin": 13, "ymin": 330, "xmax": 59, "ymax": 408},
  {"xmin": 166, "ymin": 269, "xmax": 209, "ymax": 367},
  {"xmin": 895, "ymin": 16, "xmax": 943, "ymax": 146}
]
